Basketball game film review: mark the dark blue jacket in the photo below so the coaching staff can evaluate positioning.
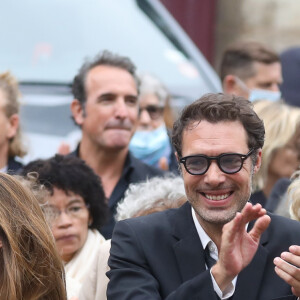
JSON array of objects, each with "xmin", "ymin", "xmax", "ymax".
[
  {"xmin": 108, "ymin": 202, "xmax": 300, "ymax": 300},
  {"xmin": 70, "ymin": 147, "xmax": 164, "ymax": 238},
  {"xmin": 7, "ymin": 157, "xmax": 23, "ymax": 174}
]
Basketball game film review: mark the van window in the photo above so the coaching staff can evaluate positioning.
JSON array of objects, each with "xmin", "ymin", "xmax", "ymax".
[
  {"xmin": 0, "ymin": 0, "xmax": 221, "ymax": 161},
  {"xmin": 1, "ymin": 0, "xmax": 208, "ymax": 91}
]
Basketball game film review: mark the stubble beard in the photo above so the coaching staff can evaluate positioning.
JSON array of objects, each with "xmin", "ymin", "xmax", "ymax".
[{"xmin": 191, "ymin": 170, "xmax": 254, "ymax": 227}]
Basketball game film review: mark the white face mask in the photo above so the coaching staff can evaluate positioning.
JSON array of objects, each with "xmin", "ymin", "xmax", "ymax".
[{"xmin": 234, "ymin": 76, "xmax": 281, "ymax": 102}]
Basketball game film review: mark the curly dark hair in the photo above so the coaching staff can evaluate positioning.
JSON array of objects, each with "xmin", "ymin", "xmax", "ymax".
[
  {"xmin": 172, "ymin": 93, "xmax": 265, "ymax": 161},
  {"xmin": 21, "ymin": 154, "xmax": 107, "ymax": 230}
]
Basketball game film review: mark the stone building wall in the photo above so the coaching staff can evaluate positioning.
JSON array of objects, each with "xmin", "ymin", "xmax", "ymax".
[{"xmin": 214, "ymin": 0, "xmax": 300, "ymax": 72}]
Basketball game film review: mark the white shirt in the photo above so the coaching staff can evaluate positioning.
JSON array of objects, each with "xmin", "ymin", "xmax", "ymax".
[
  {"xmin": 191, "ymin": 208, "xmax": 237, "ymax": 299},
  {"xmin": 0, "ymin": 165, "xmax": 7, "ymax": 173}
]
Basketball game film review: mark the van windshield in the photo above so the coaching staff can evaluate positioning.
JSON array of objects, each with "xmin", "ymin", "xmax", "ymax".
[
  {"xmin": 0, "ymin": 0, "xmax": 206, "ymax": 93},
  {"xmin": 0, "ymin": 0, "xmax": 220, "ymax": 162}
]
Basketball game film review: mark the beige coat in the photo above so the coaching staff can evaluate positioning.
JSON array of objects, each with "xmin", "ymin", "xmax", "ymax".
[{"xmin": 78, "ymin": 239, "xmax": 111, "ymax": 300}]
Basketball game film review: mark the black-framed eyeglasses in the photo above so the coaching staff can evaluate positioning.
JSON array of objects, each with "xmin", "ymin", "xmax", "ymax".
[
  {"xmin": 139, "ymin": 105, "xmax": 164, "ymax": 120},
  {"xmin": 179, "ymin": 149, "xmax": 255, "ymax": 175}
]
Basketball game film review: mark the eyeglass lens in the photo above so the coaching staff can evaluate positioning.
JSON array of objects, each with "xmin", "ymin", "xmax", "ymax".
[
  {"xmin": 139, "ymin": 105, "xmax": 163, "ymax": 120},
  {"xmin": 42, "ymin": 204, "xmax": 87, "ymax": 223},
  {"xmin": 185, "ymin": 154, "xmax": 244, "ymax": 175}
]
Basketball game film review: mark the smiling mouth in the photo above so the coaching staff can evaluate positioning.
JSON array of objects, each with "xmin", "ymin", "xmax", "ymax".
[{"xmin": 202, "ymin": 192, "xmax": 232, "ymax": 200}]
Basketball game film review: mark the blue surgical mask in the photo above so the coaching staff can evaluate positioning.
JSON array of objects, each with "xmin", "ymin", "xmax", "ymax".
[
  {"xmin": 234, "ymin": 76, "xmax": 281, "ymax": 102},
  {"xmin": 129, "ymin": 125, "xmax": 171, "ymax": 167},
  {"xmin": 249, "ymin": 89, "xmax": 281, "ymax": 102}
]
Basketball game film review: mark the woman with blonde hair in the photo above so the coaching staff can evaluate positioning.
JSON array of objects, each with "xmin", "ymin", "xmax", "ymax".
[
  {"xmin": 0, "ymin": 172, "xmax": 66, "ymax": 300},
  {"xmin": 0, "ymin": 71, "xmax": 27, "ymax": 173},
  {"xmin": 251, "ymin": 99, "xmax": 300, "ymax": 208},
  {"xmin": 285, "ymin": 171, "xmax": 300, "ymax": 220}
]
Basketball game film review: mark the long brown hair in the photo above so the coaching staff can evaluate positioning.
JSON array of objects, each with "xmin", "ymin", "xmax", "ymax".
[{"xmin": 0, "ymin": 173, "xmax": 66, "ymax": 300}]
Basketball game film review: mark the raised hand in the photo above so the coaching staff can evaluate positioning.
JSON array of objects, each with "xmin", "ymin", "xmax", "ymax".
[
  {"xmin": 211, "ymin": 203, "xmax": 271, "ymax": 291},
  {"xmin": 158, "ymin": 156, "xmax": 169, "ymax": 171},
  {"xmin": 274, "ymin": 245, "xmax": 300, "ymax": 297}
]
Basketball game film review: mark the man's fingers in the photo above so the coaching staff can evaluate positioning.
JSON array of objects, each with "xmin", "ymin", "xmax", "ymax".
[
  {"xmin": 274, "ymin": 265, "xmax": 300, "ymax": 293},
  {"xmin": 281, "ymin": 250, "xmax": 300, "ymax": 271},
  {"xmin": 223, "ymin": 203, "xmax": 268, "ymax": 244},
  {"xmin": 240, "ymin": 203, "xmax": 266, "ymax": 225},
  {"xmin": 289, "ymin": 245, "xmax": 300, "ymax": 256},
  {"xmin": 274, "ymin": 257, "xmax": 300, "ymax": 280},
  {"xmin": 249, "ymin": 215, "xmax": 271, "ymax": 243},
  {"xmin": 274, "ymin": 257, "xmax": 300, "ymax": 296},
  {"xmin": 222, "ymin": 212, "xmax": 244, "ymax": 244}
]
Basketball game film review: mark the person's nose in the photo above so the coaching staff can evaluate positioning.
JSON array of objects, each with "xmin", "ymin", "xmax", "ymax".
[
  {"xmin": 56, "ymin": 211, "xmax": 73, "ymax": 228},
  {"xmin": 271, "ymin": 83, "xmax": 280, "ymax": 92},
  {"xmin": 114, "ymin": 98, "xmax": 130, "ymax": 119},
  {"xmin": 203, "ymin": 161, "xmax": 226, "ymax": 186},
  {"xmin": 139, "ymin": 109, "xmax": 152, "ymax": 128}
]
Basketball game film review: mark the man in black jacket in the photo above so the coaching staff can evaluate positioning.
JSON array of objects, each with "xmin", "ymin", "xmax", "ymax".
[
  {"xmin": 70, "ymin": 51, "xmax": 164, "ymax": 238},
  {"xmin": 108, "ymin": 93, "xmax": 300, "ymax": 299}
]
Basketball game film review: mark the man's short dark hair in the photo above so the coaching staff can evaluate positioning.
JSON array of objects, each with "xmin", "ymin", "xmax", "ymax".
[
  {"xmin": 172, "ymin": 93, "xmax": 265, "ymax": 160},
  {"xmin": 21, "ymin": 154, "xmax": 107, "ymax": 230},
  {"xmin": 72, "ymin": 50, "xmax": 139, "ymax": 106},
  {"xmin": 220, "ymin": 41, "xmax": 279, "ymax": 81}
]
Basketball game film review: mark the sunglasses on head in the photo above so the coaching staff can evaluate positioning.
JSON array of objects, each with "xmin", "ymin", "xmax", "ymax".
[{"xmin": 179, "ymin": 149, "xmax": 255, "ymax": 175}]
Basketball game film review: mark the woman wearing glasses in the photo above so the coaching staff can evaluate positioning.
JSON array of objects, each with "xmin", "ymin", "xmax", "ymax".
[
  {"xmin": 21, "ymin": 155, "xmax": 108, "ymax": 300},
  {"xmin": 129, "ymin": 73, "xmax": 178, "ymax": 172},
  {"xmin": 0, "ymin": 173, "xmax": 67, "ymax": 299}
]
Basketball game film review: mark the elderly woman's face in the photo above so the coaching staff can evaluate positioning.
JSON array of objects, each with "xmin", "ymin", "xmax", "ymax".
[
  {"xmin": 46, "ymin": 187, "xmax": 90, "ymax": 263},
  {"xmin": 138, "ymin": 94, "xmax": 164, "ymax": 131}
]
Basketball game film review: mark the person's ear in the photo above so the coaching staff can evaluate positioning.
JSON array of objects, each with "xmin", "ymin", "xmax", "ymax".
[
  {"xmin": 223, "ymin": 75, "xmax": 249, "ymax": 98},
  {"xmin": 175, "ymin": 152, "xmax": 179, "ymax": 162},
  {"xmin": 253, "ymin": 148, "xmax": 262, "ymax": 174},
  {"xmin": 71, "ymin": 99, "xmax": 85, "ymax": 126},
  {"xmin": 175, "ymin": 152, "xmax": 183, "ymax": 174},
  {"xmin": 6, "ymin": 114, "xmax": 19, "ymax": 139},
  {"xmin": 223, "ymin": 75, "xmax": 239, "ymax": 94}
]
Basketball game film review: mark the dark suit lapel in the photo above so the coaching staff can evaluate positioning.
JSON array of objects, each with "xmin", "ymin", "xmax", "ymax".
[
  {"xmin": 170, "ymin": 202, "xmax": 207, "ymax": 282},
  {"xmin": 233, "ymin": 220, "xmax": 269, "ymax": 300},
  {"xmin": 169, "ymin": 203, "xmax": 272, "ymax": 299}
]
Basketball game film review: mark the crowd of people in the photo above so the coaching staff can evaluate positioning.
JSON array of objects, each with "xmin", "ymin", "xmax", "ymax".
[{"xmin": 2, "ymin": 40, "xmax": 300, "ymax": 299}]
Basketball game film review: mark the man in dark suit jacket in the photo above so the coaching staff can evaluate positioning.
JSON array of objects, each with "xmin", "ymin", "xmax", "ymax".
[{"xmin": 107, "ymin": 93, "xmax": 300, "ymax": 299}]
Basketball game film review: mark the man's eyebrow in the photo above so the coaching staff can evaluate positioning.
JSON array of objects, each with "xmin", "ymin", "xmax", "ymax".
[
  {"xmin": 98, "ymin": 93, "xmax": 117, "ymax": 98},
  {"xmin": 97, "ymin": 93, "xmax": 137, "ymax": 98},
  {"xmin": 125, "ymin": 94, "xmax": 138, "ymax": 99}
]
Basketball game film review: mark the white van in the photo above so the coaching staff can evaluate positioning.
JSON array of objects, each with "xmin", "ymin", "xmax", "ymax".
[{"xmin": 0, "ymin": 0, "xmax": 221, "ymax": 162}]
